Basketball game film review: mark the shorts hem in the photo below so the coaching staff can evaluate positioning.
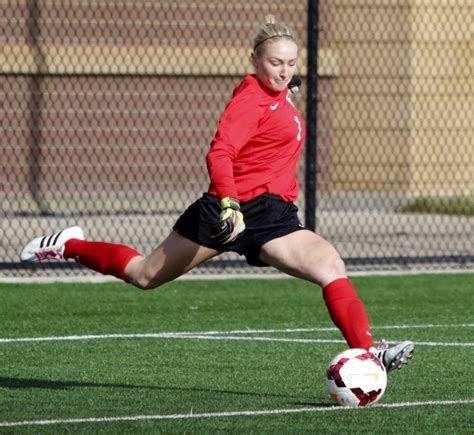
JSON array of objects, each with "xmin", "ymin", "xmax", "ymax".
[{"xmin": 258, "ymin": 225, "xmax": 306, "ymax": 248}]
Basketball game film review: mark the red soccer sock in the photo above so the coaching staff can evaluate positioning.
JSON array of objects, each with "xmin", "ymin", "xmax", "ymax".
[
  {"xmin": 64, "ymin": 239, "xmax": 142, "ymax": 281},
  {"xmin": 323, "ymin": 278, "xmax": 374, "ymax": 350}
]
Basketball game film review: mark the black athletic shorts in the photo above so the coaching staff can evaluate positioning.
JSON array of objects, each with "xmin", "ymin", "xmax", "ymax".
[{"xmin": 173, "ymin": 192, "xmax": 306, "ymax": 267}]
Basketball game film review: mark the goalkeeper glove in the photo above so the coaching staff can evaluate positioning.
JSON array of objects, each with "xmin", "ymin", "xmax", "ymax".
[{"xmin": 211, "ymin": 197, "xmax": 245, "ymax": 244}]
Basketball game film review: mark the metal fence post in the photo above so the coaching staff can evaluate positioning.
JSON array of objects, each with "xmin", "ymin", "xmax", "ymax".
[{"xmin": 305, "ymin": 0, "xmax": 319, "ymax": 231}]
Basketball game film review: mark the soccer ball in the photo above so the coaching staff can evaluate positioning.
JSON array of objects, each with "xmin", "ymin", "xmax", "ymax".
[{"xmin": 326, "ymin": 348, "xmax": 387, "ymax": 407}]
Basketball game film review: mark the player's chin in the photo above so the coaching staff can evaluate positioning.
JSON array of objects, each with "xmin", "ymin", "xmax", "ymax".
[{"xmin": 271, "ymin": 80, "xmax": 289, "ymax": 92}]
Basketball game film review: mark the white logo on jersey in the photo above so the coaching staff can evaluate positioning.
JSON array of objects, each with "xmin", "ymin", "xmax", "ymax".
[
  {"xmin": 270, "ymin": 102, "xmax": 279, "ymax": 111},
  {"xmin": 294, "ymin": 115, "xmax": 302, "ymax": 141}
]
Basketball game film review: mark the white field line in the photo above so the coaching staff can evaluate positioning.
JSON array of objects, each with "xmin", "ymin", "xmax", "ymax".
[
  {"xmin": 142, "ymin": 334, "xmax": 474, "ymax": 347},
  {"xmin": 0, "ymin": 333, "xmax": 349, "ymax": 345},
  {"xmin": 0, "ymin": 323, "xmax": 473, "ymax": 346},
  {"xmin": 153, "ymin": 323, "xmax": 474, "ymax": 335},
  {"xmin": 0, "ymin": 399, "xmax": 473, "ymax": 428}
]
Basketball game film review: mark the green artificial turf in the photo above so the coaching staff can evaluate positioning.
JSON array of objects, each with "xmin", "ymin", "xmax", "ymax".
[{"xmin": 0, "ymin": 273, "xmax": 473, "ymax": 433}]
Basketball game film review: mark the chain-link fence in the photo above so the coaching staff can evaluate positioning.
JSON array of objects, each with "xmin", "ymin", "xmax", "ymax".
[
  {"xmin": 314, "ymin": 0, "xmax": 472, "ymax": 269},
  {"xmin": 1, "ymin": 1, "xmax": 472, "ymax": 277}
]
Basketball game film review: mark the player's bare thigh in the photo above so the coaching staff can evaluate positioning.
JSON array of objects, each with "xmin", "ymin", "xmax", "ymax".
[
  {"xmin": 124, "ymin": 230, "xmax": 221, "ymax": 289},
  {"xmin": 259, "ymin": 229, "xmax": 346, "ymax": 287}
]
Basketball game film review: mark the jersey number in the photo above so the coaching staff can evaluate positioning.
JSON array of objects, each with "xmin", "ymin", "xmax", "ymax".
[{"xmin": 294, "ymin": 116, "xmax": 302, "ymax": 141}]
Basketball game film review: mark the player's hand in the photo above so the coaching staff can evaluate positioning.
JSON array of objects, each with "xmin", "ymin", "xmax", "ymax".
[{"xmin": 211, "ymin": 197, "xmax": 245, "ymax": 244}]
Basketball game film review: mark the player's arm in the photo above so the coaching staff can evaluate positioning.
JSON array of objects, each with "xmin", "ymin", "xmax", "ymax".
[
  {"xmin": 206, "ymin": 94, "xmax": 259, "ymax": 199},
  {"xmin": 206, "ymin": 94, "xmax": 259, "ymax": 244}
]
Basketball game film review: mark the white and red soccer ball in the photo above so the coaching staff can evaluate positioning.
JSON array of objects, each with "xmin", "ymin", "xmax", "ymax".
[{"xmin": 326, "ymin": 348, "xmax": 387, "ymax": 407}]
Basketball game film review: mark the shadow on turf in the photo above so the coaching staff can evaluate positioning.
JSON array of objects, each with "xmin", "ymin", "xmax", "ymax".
[
  {"xmin": 0, "ymin": 377, "xmax": 137, "ymax": 390},
  {"xmin": 0, "ymin": 377, "xmax": 331, "ymax": 406}
]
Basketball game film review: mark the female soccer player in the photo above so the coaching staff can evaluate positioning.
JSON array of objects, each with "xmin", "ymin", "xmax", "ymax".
[{"xmin": 20, "ymin": 16, "xmax": 413, "ymax": 372}]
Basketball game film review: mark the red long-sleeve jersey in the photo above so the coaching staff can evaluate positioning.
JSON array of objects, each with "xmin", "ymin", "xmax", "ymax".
[{"xmin": 207, "ymin": 74, "xmax": 305, "ymax": 202}]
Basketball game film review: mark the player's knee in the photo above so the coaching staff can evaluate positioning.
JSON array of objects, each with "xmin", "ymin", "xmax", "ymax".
[
  {"xmin": 129, "ymin": 271, "xmax": 163, "ymax": 290},
  {"xmin": 134, "ymin": 278, "xmax": 159, "ymax": 291},
  {"xmin": 328, "ymin": 252, "xmax": 346, "ymax": 275},
  {"xmin": 319, "ymin": 246, "xmax": 347, "ymax": 281},
  {"xmin": 124, "ymin": 257, "xmax": 164, "ymax": 290}
]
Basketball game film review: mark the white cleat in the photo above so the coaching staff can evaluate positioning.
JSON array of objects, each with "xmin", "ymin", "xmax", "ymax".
[
  {"xmin": 20, "ymin": 226, "xmax": 84, "ymax": 262},
  {"xmin": 371, "ymin": 339, "xmax": 414, "ymax": 373}
]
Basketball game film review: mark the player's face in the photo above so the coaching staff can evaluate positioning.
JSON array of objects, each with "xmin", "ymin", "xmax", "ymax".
[{"xmin": 253, "ymin": 39, "xmax": 298, "ymax": 93}]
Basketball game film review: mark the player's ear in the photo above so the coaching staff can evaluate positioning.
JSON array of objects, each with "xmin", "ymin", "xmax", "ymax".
[{"xmin": 250, "ymin": 51, "xmax": 257, "ymax": 68}]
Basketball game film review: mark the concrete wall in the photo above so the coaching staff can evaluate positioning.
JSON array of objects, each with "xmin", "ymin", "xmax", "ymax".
[{"xmin": 325, "ymin": 0, "xmax": 472, "ymax": 196}]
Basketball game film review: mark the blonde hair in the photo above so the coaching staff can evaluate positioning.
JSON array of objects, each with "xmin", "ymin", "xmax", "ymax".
[{"xmin": 253, "ymin": 15, "xmax": 297, "ymax": 56}]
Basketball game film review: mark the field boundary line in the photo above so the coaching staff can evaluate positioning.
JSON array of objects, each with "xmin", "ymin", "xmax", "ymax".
[
  {"xmin": 162, "ymin": 324, "xmax": 474, "ymax": 335},
  {"xmin": 0, "ymin": 333, "xmax": 349, "ymax": 345},
  {"xmin": 150, "ymin": 335, "xmax": 474, "ymax": 347},
  {"xmin": 1, "ymin": 323, "xmax": 472, "ymax": 343},
  {"xmin": 1, "ymin": 323, "xmax": 473, "ymax": 347},
  {"xmin": 1, "ymin": 399, "xmax": 473, "ymax": 427}
]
